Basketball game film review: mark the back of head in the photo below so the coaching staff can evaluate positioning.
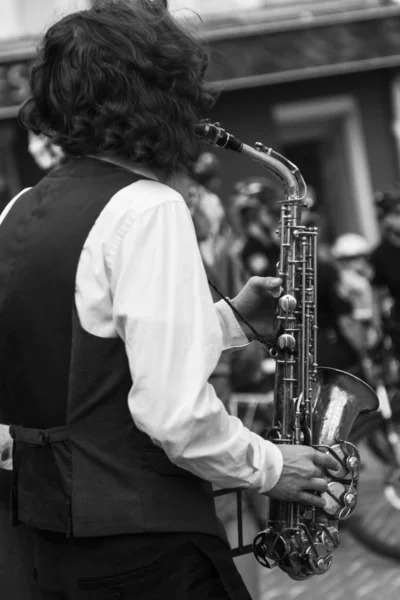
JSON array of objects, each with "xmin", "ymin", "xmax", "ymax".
[{"xmin": 19, "ymin": 0, "xmax": 215, "ymax": 176}]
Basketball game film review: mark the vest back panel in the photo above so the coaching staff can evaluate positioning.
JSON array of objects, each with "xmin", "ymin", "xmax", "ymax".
[{"xmin": 0, "ymin": 158, "xmax": 223, "ymax": 541}]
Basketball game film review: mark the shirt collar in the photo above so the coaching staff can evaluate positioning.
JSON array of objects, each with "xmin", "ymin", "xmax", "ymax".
[{"xmin": 87, "ymin": 154, "xmax": 161, "ymax": 182}]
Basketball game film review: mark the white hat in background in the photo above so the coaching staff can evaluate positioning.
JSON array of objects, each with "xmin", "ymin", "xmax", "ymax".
[{"xmin": 331, "ymin": 233, "xmax": 372, "ymax": 260}]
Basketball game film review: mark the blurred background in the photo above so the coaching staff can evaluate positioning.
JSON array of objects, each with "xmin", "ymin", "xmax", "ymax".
[
  {"xmin": 3, "ymin": 1, "xmax": 400, "ymax": 600},
  {"xmin": 1, "ymin": 0, "xmax": 400, "ymax": 244}
]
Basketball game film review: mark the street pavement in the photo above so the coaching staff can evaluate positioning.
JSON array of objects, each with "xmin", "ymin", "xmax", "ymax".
[{"xmin": 258, "ymin": 528, "xmax": 400, "ymax": 600}]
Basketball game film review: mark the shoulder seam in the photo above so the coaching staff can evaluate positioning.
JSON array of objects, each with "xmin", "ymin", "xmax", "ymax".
[{"xmin": 104, "ymin": 195, "xmax": 188, "ymax": 280}]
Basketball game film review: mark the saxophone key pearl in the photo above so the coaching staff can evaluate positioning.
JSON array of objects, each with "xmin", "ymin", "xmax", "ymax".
[
  {"xmin": 279, "ymin": 294, "xmax": 297, "ymax": 313},
  {"xmin": 277, "ymin": 333, "xmax": 296, "ymax": 351},
  {"xmin": 346, "ymin": 456, "xmax": 359, "ymax": 471},
  {"xmin": 343, "ymin": 493, "xmax": 357, "ymax": 508}
]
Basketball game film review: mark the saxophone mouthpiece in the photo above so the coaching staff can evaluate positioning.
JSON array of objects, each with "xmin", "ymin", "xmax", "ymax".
[{"xmin": 195, "ymin": 121, "xmax": 243, "ymax": 153}]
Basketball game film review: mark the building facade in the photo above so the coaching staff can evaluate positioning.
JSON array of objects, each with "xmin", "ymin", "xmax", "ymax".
[
  {"xmin": 1, "ymin": 0, "xmax": 400, "ymax": 244},
  {"xmin": 195, "ymin": 0, "xmax": 400, "ymax": 245}
]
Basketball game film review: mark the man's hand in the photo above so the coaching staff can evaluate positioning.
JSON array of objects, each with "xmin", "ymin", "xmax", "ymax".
[
  {"xmin": 267, "ymin": 445, "xmax": 341, "ymax": 508},
  {"xmin": 230, "ymin": 276, "xmax": 282, "ymax": 341}
]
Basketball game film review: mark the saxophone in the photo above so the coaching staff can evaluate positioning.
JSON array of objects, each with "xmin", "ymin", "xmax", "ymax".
[{"xmin": 196, "ymin": 121, "xmax": 379, "ymax": 580}]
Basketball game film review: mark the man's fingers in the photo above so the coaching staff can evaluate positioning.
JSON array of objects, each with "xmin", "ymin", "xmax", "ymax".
[
  {"xmin": 306, "ymin": 478, "xmax": 329, "ymax": 494},
  {"xmin": 249, "ymin": 276, "xmax": 283, "ymax": 299},
  {"xmin": 312, "ymin": 465, "xmax": 325, "ymax": 479},
  {"xmin": 265, "ymin": 277, "xmax": 283, "ymax": 287},
  {"xmin": 270, "ymin": 287, "xmax": 283, "ymax": 298},
  {"xmin": 313, "ymin": 450, "xmax": 341, "ymax": 472},
  {"xmin": 264, "ymin": 277, "xmax": 283, "ymax": 298},
  {"xmin": 297, "ymin": 491, "xmax": 326, "ymax": 509},
  {"xmin": 253, "ymin": 275, "xmax": 282, "ymax": 290}
]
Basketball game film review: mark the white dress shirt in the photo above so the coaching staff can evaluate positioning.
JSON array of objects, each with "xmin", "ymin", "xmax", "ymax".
[{"xmin": 0, "ymin": 166, "xmax": 283, "ymax": 492}]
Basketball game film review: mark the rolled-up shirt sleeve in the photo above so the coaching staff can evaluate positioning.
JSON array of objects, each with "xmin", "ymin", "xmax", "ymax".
[
  {"xmin": 214, "ymin": 299, "xmax": 250, "ymax": 350},
  {"xmin": 109, "ymin": 191, "xmax": 282, "ymax": 493}
]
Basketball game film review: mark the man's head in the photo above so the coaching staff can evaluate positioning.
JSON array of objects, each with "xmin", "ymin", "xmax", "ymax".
[
  {"xmin": 232, "ymin": 177, "xmax": 282, "ymax": 234},
  {"xmin": 19, "ymin": 0, "xmax": 215, "ymax": 176},
  {"xmin": 331, "ymin": 233, "xmax": 373, "ymax": 279},
  {"xmin": 192, "ymin": 152, "xmax": 221, "ymax": 191}
]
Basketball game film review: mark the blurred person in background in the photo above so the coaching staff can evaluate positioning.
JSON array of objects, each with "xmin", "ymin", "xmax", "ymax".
[
  {"xmin": 226, "ymin": 179, "xmax": 280, "ymax": 397},
  {"xmin": 331, "ymin": 233, "xmax": 383, "ymax": 382},
  {"xmin": 232, "ymin": 177, "xmax": 282, "ymax": 279},
  {"xmin": 0, "ymin": 2, "xmax": 340, "ymax": 599},
  {"xmin": 189, "ymin": 152, "xmax": 229, "ymax": 272},
  {"xmin": 371, "ymin": 188, "xmax": 400, "ymax": 357},
  {"xmin": 233, "ymin": 180, "xmax": 361, "ymax": 374},
  {"xmin": 27, "ymin": 132, "xmax": 65, "ymax": 172},
  {"xmin": 332, "ymin": 234, "xmax": 377, "ymax": 334}
]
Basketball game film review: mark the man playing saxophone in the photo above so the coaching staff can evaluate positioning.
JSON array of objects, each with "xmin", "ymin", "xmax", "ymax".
[{"xmin": 0, "ymin": 2, "xmax": 340, "ymax": 599}]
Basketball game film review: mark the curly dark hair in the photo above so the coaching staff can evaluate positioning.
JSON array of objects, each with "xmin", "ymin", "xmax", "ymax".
[{"xmin": 19, "ymin": 0, "xmax": 216, "ymax": 175}]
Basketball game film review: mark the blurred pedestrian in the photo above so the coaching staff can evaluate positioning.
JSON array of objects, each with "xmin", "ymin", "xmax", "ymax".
[
  {"xmin": 332, "ymin": 233, "xmax": 376, "ymax": 328},
  {"xmin": 371, "ymin": 188, "xmax": 400, "ymax": 355},
  {"xmin": 233, "ymin": 179, "xmax": 361, "ymax": 373},
  {"xmin": 331, "ymin": 233, "xmax": 383, "ymax": 381},
  {"xmin": 232, "ymin": 177, "xmax": 282, "ymax": 278}
]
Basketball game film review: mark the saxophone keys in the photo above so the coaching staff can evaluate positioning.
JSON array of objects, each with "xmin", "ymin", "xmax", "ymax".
[
  {"xmin": 305, "ymin": 543, "xmax": 333, "ymax": 575},
  {"xmin": 319, "ymin": 525, "xmax": 340, "ymax": 552},
  {"xmin": 279, "ymin": 294, "xmax": 297, "ymax": 313},
  {"xmin": 277, "ymin": 333, "xmax": 296, "ymax": 351},
  {"xmin": 325, "ymin": 444, "xmax": 350, "ymax": 478},
  {"xmin": 253, "ymin": 529, "xmax": 283, "ymax": 568},
  {"xmin": 346, "ymin": 455, "xmax": 360, "ymax": 472},
  {"xmin": 343, "ymin": 492, "xmax": 357, "ymax": 508},
  {"xmin": 321, "ymin": 481, "xmax": 347, "ymax": 518}
]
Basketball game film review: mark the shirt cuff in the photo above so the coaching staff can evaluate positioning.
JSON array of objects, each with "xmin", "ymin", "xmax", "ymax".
[
  {"xmin": 247, "ymin": 433, "xmax": 283, "ymax": 493},
  {"xmin": 0, "ymin": 425, "xmax": 13, "ymax": 471},
  {"xmin": 214, "ymin": 299, "xmax": 250, "ymax": 351}
]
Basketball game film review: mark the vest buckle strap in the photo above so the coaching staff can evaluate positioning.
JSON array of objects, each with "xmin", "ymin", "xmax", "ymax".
[
  {"xmin": 9, "ymin": 425, "xmax": 69, "ymax": 446},
  {"xmin": 38, "ymin": 431, "xmax": 49, "ymax": 445}
]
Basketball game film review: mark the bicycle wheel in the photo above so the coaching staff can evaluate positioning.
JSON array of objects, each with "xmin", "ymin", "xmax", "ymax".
[{"xmin": 345, "ymin": 400, "xmax": 400, "ymax": 561}]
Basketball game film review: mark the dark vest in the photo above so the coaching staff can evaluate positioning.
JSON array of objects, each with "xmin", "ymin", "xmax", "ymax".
[{"xmin": 0, "ymin": 157, "xmax": 224, "ymax": 541}]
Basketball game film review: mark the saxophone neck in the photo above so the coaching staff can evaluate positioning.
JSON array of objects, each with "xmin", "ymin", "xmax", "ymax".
[
  {"xmin": 242, "ymin": 142, "xmax": 307, "ymax": 203},
  {"xmin": 195, "ymin": 121, "xmax": 307, "ymax": 202}
]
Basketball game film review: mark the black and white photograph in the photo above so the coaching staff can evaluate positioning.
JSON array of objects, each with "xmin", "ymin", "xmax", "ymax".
[{"xmin": 1, "ymin": 1, "xmax": 400, "ymax": 599}]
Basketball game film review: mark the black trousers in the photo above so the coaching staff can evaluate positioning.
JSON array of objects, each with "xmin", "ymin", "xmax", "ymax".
[
  {"xmin": 0, "ymin": 469, "xmax": 40, "ymax": 600},
  {"xmin": 29, "ymin": 529, "xmax": 253, "ymax": 600}
]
